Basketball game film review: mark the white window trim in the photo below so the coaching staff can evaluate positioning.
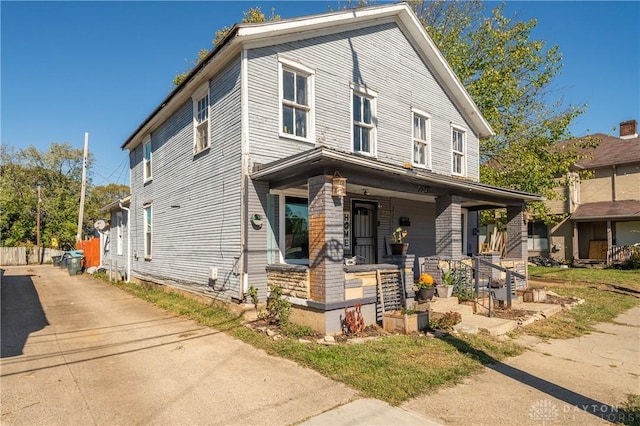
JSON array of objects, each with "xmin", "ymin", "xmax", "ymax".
[
  {"xmin": 192, "ymin": 82, "xmax": 210, "ymax": 155},
  {"xmin": 143, "ymin": 204, "xmax": 152, "ymax": 260},
  {"xmin": 451, "ymin": 124, "xmax": 467, "ymax": 176},
  {"xmin": 142, "ymin": 135, "xmax": 152, "ymax": 183},
  {"xmin": 278, "ymin": 56, "xmax": 315, "ymax": 144},
  {"xmin": 278, "ymin": 193, "xmax": 309, "ymax": 265},
  {"xmin": 411, "ymin": 107, "xmax": 432, "ymax": 169},
  {"xmin": 350, "ymin": 83, "xmax": 377, "ymax": 157},
  {"xmin": 116, "ymin": 211, "xmax": 123, "ymax": 256}
]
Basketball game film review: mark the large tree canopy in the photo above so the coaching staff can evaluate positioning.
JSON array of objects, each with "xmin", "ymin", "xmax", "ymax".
[
  {"xmin": 1, "ymin": 143, "xmax": 129, "ymax": 250},
  {"xmin": 410, "ymin": 0, "xmax": 590, "ymax": 221}
]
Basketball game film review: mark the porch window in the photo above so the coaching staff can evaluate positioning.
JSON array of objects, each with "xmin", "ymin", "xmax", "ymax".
[
  {"xmin": 279, "ymin": 57, "xmax": 314, "ymax": 142},
  {"xmin": 412, "ymin": 109, "xmax": 431, "ymax": 168},
  {"xmin": 284, "ymin": 197, "xmax": 309, "ymax": 264},
  {"xmin": 452, "ymin": 126, "xmax": 466, "ymax": 175},
  {"xmin": 143, "ymin": 205, "xmax": 152, "ymax": 259},
  {"xmin": 352, "ymin": 84, "xmax": 376, "ymax": 155},
  {"xmin": 527, "ymin": 221, "xmax": 549, "ymax": 251},
  {"xmin": 192, "ymin": 83, "xmax": 210, "ymax": 154},
  {"xmin": 143, "ymin": 136, "xmax": 152, "ymax": 182}
]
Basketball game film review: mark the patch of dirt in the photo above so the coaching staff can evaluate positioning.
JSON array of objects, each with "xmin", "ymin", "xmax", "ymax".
[
  {"xmin": 487, "ymin": 308, "xmax": 533, "ymax": 321},
  {"xmin": 545, "ymin": 292, "xmax": 582, "ymax": 307}
]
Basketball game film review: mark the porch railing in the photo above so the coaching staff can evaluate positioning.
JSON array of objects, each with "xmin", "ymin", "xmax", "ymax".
[
  {"xmin": 607, "ymin": 245, "xmax": 639, "ymax": 265},
  {"xmin": 420, "ymin": 256, "xmax": 528, "ymax": 316}
]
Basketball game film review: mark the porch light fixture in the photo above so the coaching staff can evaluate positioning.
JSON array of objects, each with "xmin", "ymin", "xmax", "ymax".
[{"xmin": 332, "ymin": 172, "xmax": 347, "ymax": 197}]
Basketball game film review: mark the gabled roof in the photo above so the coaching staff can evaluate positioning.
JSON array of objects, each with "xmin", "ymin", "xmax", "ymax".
[
  {"xmin": 121, "ymin": 2, "xmax": 493, "ymax": 151},
  {"xmin": 559, "ymin": 133, "xmax": 640, "ymax": 169}
]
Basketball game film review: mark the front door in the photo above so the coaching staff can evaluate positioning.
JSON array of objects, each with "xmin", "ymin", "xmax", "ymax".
[{"xmin": 352, "ymin": 201, "xmax": 377, "ymax": 264}]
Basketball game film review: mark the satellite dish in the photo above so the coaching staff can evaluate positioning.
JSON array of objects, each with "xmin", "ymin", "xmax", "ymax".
[{"xmin": 94, "ymin": 220, "xmax": 106, "ymax": 232}]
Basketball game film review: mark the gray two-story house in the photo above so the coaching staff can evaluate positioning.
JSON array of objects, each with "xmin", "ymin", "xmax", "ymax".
[{"xmin": 121, "ymin": 3, "xmax": 539, "ymax": 333}]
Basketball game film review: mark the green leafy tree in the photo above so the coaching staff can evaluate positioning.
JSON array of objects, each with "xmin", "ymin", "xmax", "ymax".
[
  {"xmin": 1, "ymin": 143, "xmax": 93, "ymax": 249},
  {"xmin": 84, "ymin": 183, "xmax": 130, "ymax": 236},
  {"xmin": 409, "ymin": 0, "xmax": 590, "ymax": 222},
  {"xmin": 173, "ymin": 7, "xmax": 280, "ymax": 86}
]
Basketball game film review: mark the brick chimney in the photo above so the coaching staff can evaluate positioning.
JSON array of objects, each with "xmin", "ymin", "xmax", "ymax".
[{"xmin": 620, "ymin": 120, "xmax": 638, "ymax": 139}]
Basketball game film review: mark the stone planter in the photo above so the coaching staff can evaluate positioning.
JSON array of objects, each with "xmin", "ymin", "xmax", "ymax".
[
  {"xmin": 390, "ymin": 243, "xmax": 409, "ymax": 255},
  {"xmin": 417, "ymin": 287, "xmax": 435, "ymax": 301},
  {"xmin": 383, "ymin": 311, "xmax": 429, "ymax": 334},
  {"xmin": 436, "ymin": 285, "xmax": 454, "ymax": 298}
]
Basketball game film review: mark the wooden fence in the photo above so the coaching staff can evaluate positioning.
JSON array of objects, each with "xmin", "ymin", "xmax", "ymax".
[
  {"xmin": 77, "ymin": 238, "xmax": 101, "ymax": 268},
  {"xmin": 0, "ymin": 247, "xmax": 64, "ymax": 266}
]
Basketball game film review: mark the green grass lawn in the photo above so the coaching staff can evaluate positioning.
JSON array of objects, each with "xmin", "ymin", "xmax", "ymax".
[
  {"xmin": 95, "ymin": 269, "xmax": 638, "ymax": 405},
  {"xmin": 528, "ymin": 266, "xmax": 640, "ymax": 292}
]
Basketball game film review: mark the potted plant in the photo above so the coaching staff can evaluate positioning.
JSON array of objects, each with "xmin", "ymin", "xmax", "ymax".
[
  {"xmin": 390, "ymin": 227, "xmax": 409, "ymax": 255},
  {"xmin": 415, "ymin": 273, "xmax": 435, "ymax": 301},
  {"xmin": 436, "ymin": 269, "xmax": 455, "ymax": 298}
]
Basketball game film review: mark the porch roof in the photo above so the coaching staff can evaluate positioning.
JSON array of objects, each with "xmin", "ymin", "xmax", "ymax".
[
  {"xmin": 251, "ymin": 147, "xmax": 542, "ymax": 208},
  {"xmin": 571, "ymin": 200, "xmax": 640, "ymax": 221}
]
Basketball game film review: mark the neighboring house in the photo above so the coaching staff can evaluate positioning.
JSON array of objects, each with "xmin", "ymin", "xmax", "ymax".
[
  {"xmin": 544, "ymin": 120, "xmax": 640, "ymax": 262},
  {"xmin": 120, "ymin": 4, "xmax": 540, "ymax": 333},
  {"xmin": 101, "ymin": 196, "xmax": 131, "ymax": 281}
]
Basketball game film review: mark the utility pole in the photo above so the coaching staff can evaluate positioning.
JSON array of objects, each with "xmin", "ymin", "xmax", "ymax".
[
  {"xmin": 77, "ymin": 132, "xmax": 89, "ymax": 242},
  {"xmin": 36, "ymin": 183, "xmax": 42, "ymax": 263}
]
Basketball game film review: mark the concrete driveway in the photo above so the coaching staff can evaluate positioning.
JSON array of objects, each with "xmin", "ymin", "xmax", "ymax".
[{"xmin": 1, "ymin": 265, "xmax": 360, "ymax": 425}]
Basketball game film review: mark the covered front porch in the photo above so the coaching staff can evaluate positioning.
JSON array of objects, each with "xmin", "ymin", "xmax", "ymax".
[{"xmin": 252, "ymin": 147, "xmax": 541, "ymax": 334}]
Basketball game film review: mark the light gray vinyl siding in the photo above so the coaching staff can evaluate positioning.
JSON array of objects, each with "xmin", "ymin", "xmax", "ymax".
[
  {"xmin": 245, "ymin": 178, "xmax": 269, "ymax": 300},
  {"xmin": 389, "ymin": 198, "xmax": 437, "ymax": 279},
  {"xmin": 128, "ymin": 57, "xmax": 243, "ymax": 301},
  {"xmin": 246, "ymin": 21, "xmax": 480, "ymax": 180}
]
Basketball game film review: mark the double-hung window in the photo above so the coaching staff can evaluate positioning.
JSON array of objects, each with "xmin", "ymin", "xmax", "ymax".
[
  {"xmin": 192, "ymin": 84, "xmax": 210, "ymax": 153},
  {"xmin": 412, "ymin": 109, "xmax": 431, "ymax": 168},
  {"xmin": 143, "ymin": 205, "xmax": 152, "ymax": 259},
  {"xmin": 452, "ymin": 126, "xmax": 466, "ymax": 176},
  {"xmin": 143, "ymin": 136, "xmax": 152, "ymax": 182},
  {"xmin": 279, "ymin": 57, "xmax": 314, "ymax": 141},
  {"xmin": 352, "ymin": 84, "xmax": 376, "ymax": 155}
]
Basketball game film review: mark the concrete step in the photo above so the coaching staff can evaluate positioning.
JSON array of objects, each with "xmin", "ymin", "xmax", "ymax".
[
  {"xmin": 429, "ymin": 296, "xmax": 460, "ymax": 310},
  {"xmin": 432, "ymin": 303, "xmax": 475, "ymax": 317},
  {"xmin": 516, "ymin": 302, "xmax": 563, "ymax": 317},
  {"xmin": 455, "ymin": 315, "xmax": 518, "ymax": 336}
]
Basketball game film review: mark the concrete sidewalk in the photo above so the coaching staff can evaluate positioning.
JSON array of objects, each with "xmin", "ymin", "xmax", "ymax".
[
  {"xmin": 402, "ymin": 304, "xmax": 640, "ymax": 425},
  {"xmin": 1, "ymin": 265, "xmax": 438, "ymax": 425}
]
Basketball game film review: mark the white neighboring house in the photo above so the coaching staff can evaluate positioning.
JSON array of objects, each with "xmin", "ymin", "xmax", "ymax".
[{"xmin": 101, "ymin": 196, "xmax": 131, "ymax": 281}]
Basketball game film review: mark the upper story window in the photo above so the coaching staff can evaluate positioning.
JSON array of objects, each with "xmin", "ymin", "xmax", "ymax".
[
  {"xmin": 352, "ymin": 84, "xmax": 377, "ymax": 155},
  {"xmin": 451, "ymin": 125, "xmax": 466, "ymax": 176},
  {"xmin": 412, "ymin": 109, "xmax": 431, "ymax": 168},
  {"xmin": 279, "ymin": 56, "xmax": 315, "ymax": 142},
  {"xmin": 192, "ymin": 84, "xmax": 210, "ymax": 154},
  {"xmin": 143, "ymin": 135, "xmax": 152, "ymax": 182}
]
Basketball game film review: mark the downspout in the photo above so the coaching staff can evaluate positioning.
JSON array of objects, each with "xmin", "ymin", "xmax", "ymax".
[{"xmin": 119, "ymin": 200, "xmax": 131, "ymax": 283}]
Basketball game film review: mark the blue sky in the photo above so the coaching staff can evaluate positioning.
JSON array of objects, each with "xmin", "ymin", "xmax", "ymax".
[{"xmin": 2, "ymin": 1, "xmax": 638, "ymax": 186}]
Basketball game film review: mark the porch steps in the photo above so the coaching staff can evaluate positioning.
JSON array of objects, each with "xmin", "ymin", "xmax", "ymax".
[{"xmin": 429, "ymin": 296, "xmax": 517, "ymax": 336}]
